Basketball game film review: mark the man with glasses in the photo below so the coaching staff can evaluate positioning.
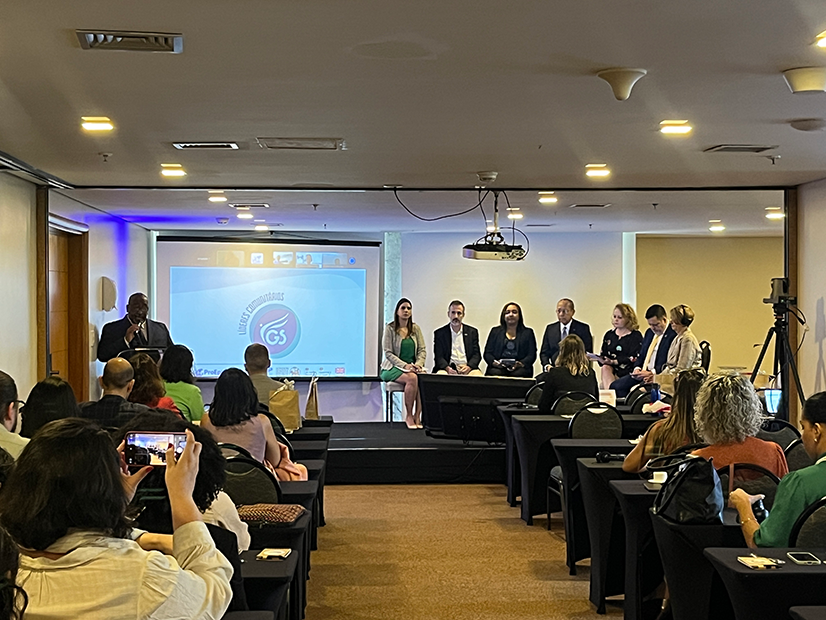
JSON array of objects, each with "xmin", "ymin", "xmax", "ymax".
[{"xmin": 0, "ymin": 370, "xmax": 29, "ymax": 458}]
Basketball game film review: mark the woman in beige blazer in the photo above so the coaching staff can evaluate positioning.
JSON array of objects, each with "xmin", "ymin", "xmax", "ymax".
[
  {"xmin": 655, "ymin": 304, "xmax": 702, "ymax": 393},
  {"xmin": 381, "ymin": 298, "xmax": 427, "ymax": 428}
]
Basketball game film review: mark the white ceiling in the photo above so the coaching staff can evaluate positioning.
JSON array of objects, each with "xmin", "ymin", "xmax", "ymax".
[{"xmin": 2, "ymin": 0, "xmax": 824, "ymax": 233}]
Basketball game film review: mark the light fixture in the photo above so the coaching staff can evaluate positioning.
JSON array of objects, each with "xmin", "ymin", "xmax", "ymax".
[
  {"xmin": 81, "ymin": 116, "xmax": 114, "ymax": 131},
  {"xmin": 765, "ymin": 207, "xmax": 785, "ymax": 220},
  {"xmin": 538, "ymin": 192, "xmax": 558, "ymax": 204},
  {"xmin": 208, "ymin": 195, "xmax": 227, "ymax": 203},
  {"xmin": 709, "ymin": 219, "xmax": 725, "ymax": 232},
  {"xmin": 486, "ymin": 225, "xmax": 496, "ymax": 232},
  {"xmin": 660, "ymin": 120, "xmax": 692, "ymax": 135},
  {"xmin": 254, "ymin": 225, "xmax": 269, "ymax": 231},
  {"xmin": 160, "ymin": 163, "xmax": 186, "ymax": 177},
  {"xmin": 585, "ymin": 163, "xmax": 611, "ymax": 178},
  {"xmin": 816, "ymin": 31, "xmax": 826, "ymax": 48},
  {"xmin": 507, "ymin": 212, "xmax": 523, "ymax": 220},
  {"xmin": 596, "ymin": 68, "xmax": 647, "ymax": 101},
  {"xmin": 237, "ymin": 213, "xmax": 254, "ymax": 220},
  {"xmin": 782, "ymin": 67, "xmax": 826, "ymax": 93},
  {"xmin": 790, "ymin": 118, "xmax": 826, "ymax": 132}
]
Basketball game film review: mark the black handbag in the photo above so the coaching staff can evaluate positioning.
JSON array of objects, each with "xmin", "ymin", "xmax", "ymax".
[{"xmin": 650, "ymin": 455, "xmax": 724, "ymax": 524}]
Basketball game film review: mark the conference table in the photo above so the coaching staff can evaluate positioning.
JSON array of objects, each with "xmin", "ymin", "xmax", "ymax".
[
  {"xmin": 241, "ymin": 549, "xmax": 300, "ymax": 620},
  {"xmin": 791, "ymin": 608, "xmax": 826, "ymax": 620},
  {"xmin": 705, "ymin": 547, "xmax": 826, "ymax": 620},
  {"xmin": 496, "ymin": 403, "xmax": 541, "ymax": 506},
  {"xmin": 511, "ymin": 414, "xmax": 654, "ymax": 525}
]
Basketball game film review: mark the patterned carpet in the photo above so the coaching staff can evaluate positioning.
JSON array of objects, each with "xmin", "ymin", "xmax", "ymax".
[{"xmin": 306, "ymin": 484, "xmax": 624, "ymax": 619}]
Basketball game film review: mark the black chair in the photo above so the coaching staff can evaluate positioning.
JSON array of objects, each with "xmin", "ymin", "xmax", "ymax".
[
  {"xmin": 790, "ymin": 496, "xmax": 826, "ymax": 547},
  {"xmin": 716, "ymin": 462, "xmax": 781, "ymax": 510},
  {"xmin": 219, "ymin": 442, "xmax": 255, "ymax": 460},
  {"xmin": 273, "ymin": 431, "xmax": 296, "ymax": 461},
  {"xmin": 525, "ymin": 382, "xmax": 544, "ymax": 406},
  {"xmin": 757, "ymin": 418, "xmax": 800, "ymax": 451},
  {"xmin": 786, "ymin": 438, "xmax": 816, "ymax": 472},
  {"xmin": 625, "ymin": 383, "xmax": 652, "ymax": 408},
  {"xmin": 550, "ymin": 391, "xmax": 597, "ymax": 417},
  {"xmin": 568, "ymin": 402, "xmax": 623, "ymax": 439},
  {"xmin": 224, "ymin": 455, "xmax": 284, "ymax": 505},
  {"xmin": 630, "ymin": 391, "xmax": 672, "ymax": 416},
  {"xmin": 668, "ymin": 441, "xmax": 709, "ymax": 455},
  {"xmin": 699, "ymin": 340, "xmax": 711, "ymax": 371}
]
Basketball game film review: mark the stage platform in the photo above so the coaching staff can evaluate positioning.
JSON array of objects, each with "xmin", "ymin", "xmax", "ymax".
[{"xmin": 326, "ymin": 422, "xmax": 506, "ymax": 485}]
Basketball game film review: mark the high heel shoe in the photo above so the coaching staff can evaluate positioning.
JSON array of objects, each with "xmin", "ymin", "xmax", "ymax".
[{"xmin": 405, "ymin": 415, "xmax": 417, "ymax": 429}]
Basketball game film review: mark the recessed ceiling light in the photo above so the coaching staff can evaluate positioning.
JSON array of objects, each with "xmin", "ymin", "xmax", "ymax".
[
  {"xmin": 766, "ymin": 211, "xmax": 785, "ymax": 220},
  {"xmin": 254, "ymin": 225, "xmax": 269, "ymax": 231},
  {"xmin": 709, "ymin": 224, "xmax": 726, "ymax": 232},
  {"xmin": 816, "ymin": 31, "xmax": 826, "ymax": 48},
  {"xmin": 585, "ymin": 164, "xmax": 610, "ymax": 178},
  {"xmin": 507, "ymin": 213, "xmax": 523, "ymax": 220},
  {"xmin": 81, "ymin": 116, "xmax": 114, "ymax": 131},
  {"xmin": 660, "ymin": 120, "xmax": 692, "ymax": 135},
  {"xmin": 254, "ymin": 219, "xmax": 265, "ymax": 223},
  {"xmin": 208, "ymin": 196, "xmax": 227, "ymax": 203},
  {"xmin": 709, "ymin": 219, "xmax": 721, "ymax": 223},
  {"xmin": 506, "ymin": 207, "xmax": 520, "ymax": 211},
  {"xmin": 538, "ymin": 192, "xmax": 558, "ymax": 204},
  {"xmin": 160, "ymin": 163, "xmax": 186, "ymax": 177},
  {"xmin": 486, "ymin": 225, "xmax": 496, "ymax": 232},
  {"xmin": 237, "ymin": 213, "xmax": 254, "ymax": 220}
]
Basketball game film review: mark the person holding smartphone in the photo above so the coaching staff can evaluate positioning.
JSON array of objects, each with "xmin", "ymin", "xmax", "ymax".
[
  {"xmin": 0, "ymin": 419, "xmax": 232, "ymax": 619},
  {"xmin": 730, "ymin": 391, "xmax": 826, "ymax": 548}
]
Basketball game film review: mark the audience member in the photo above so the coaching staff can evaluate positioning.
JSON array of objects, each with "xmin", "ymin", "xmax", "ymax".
[
  {"xmin": 730, "ymin": 391, "xmax": 826, "ymax": 547},
  {"xmin": 432, "ymin": 300, "xmax": 482, "ymax": 375},
  {"xmin": 128, "ymin": 353, "xmax": 180, "ymax": 414},
  {"xmin": 380, "ymin": 298, "xmax": 426, "ymax": 429},
  {"xmin": 622, "ymin": 368, "xmax": 705, "ymax": 472},
  {"xmin": 598, "ymin": 303, "xmax": 643, "ymax": 388},
  {"xmin": 244, "ymin": 343, "xmax": 285, "ymax": 408},
  {"xmin": 79, "ymin": 358, "xmax": 151, "ymax": 429},
  {"xmin": 0, "ymin": 419, "xmax": 232, "ymax": 619},
  {"xmin": 202, "ymin": 369, "xmax": 307, "ymax": 481},
  {"xmin": 610, "ymin": 304, "xmax": 677, "ymax": 398},
  {"xmin": 655, "ymin": 304, "xmax": 702, "ymax": 388},
  {"xmin": 20, "ymin": 376, "xmax": 80, "ymax": 439},
  {"xmin": 118, "ymin": 410, "xmax": 250, "ymax": 553},
  {"xmin": 692, "ymin": 373, "xmax": 788, "ymax": 478},
  {"xmin": 0, "ymin": 448, "xmax": 14, "ymax": 488},
  {"xmin": 537, "ymin": 335, "xmax": 598, "ymax": 412},
  {"xmin": 0, "ymin": 371, "xmax": 29, "ymax": 458},
  {"xmin": 539, "ymin": 298, "xmax": 593, "ymax": 371},
  {"xmin": 0, "ymin": 525, "xmax": 27, "ymax": 620},
  {"xmin": 483, "ymin": 302, "xmax": 537, "ymax": 378},
  {"xmin": 159, "ymin": 345, "xmax": 205, "ymax": 422},
  {"xmin": 97, "ymin": 292, "xmax": 173, "ymax": 363}
]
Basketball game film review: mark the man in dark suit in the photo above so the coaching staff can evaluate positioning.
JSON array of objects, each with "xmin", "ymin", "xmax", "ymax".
[
  {"xmin": 539, "ymin": 298, "xmax": 593, "ymax": 371},
  {"xmin": 97, "ymin": 292, "xmax": 173, "ymax": 362},
  {"xmin": 432, "ymin": 300, "xmax": 483, "ymax": 375},
  {"xmin": 610, "ymin": 304, "xmax": 677, "ymax": 397},
  {"xmin": 79, "ymin": 358, "xmax": 152, "ymax": 428}
]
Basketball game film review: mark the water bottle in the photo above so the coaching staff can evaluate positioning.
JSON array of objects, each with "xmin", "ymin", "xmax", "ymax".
[{"xmin": 650, "ymin": 383, "xmax": 661, "ymax": 403}]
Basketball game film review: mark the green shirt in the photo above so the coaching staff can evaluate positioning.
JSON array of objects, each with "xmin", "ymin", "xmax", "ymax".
[
  {"xmin": 163, "ymin": 381, "xmax": 205, "ymax": 422},
  {"xmin": 754, "ymin": 454, "xmax": 826, "ymax": 547}
]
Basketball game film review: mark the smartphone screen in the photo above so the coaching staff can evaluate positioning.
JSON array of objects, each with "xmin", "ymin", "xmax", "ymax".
[{"xmin": 124, "ymin": 432, "xmax": 186, "ymax": 467}]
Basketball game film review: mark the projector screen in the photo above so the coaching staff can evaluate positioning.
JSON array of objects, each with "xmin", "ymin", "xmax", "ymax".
[{"xmin": 156, "ymin": 239, "xmax": 381, "ymax": 378}]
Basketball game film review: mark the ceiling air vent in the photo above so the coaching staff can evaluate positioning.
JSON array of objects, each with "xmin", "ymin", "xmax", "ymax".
[
  {"xmin": 569, "ymin": 203, "xmax": 612, "ymax": 209},
  {"xmin": 228, "ymin": 203, "xmax": 269, "ymax": 210},
  {"xmin": 703, "ymin": 144, "xmax": 778, "ymax": 154},
  {"xmin": 173, "ymin": 142, "xmax": 239, "ymax": 150},
  {"xmin": 76, "ymin": 30, "xmax": 183, "ymax": 53},
  {"xmin": 256, "ymin": 137, "xmax": 343, "ymax": 150}
]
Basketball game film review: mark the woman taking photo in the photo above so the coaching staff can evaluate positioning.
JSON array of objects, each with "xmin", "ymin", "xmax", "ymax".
[
  {"xmin": 483, "ymin": 302, "xmax": 537, "ymax": 378},
  {"xmin": 19, "ymin": 376, "xmax": 80, "ymax": 439},
  {"xmin": 380, "ymin": 298, "xmax": 427, "ymax": 429},
  {"xmin": 0, "ymin": 419, "xmax": 232, "ymax": 619},
  {"xmin": 159, "ymin": 345, "xmax": 204, "ymax": 422},
  {"xmin": 598, "ymin": 303, "xmax": 643, "ymax": 389},
  {"xmin": 537, "ymin": 335, "xmax": 597, "ymax": 412},
  {"xmin": 622, "ymin": 368, "xmax": 706, "ymax": 472}
]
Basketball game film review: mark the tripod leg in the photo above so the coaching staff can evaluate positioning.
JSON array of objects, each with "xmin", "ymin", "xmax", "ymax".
[
  {"xmin": 751, "ymin": 327, "xmax": 775, "ymax": 383},
  {"xmin": 782, "ymin": 332, "xmax": 806, "ymax": 406}
]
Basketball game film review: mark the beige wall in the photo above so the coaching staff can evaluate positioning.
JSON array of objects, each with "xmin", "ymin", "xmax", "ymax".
[
  {"xmin": 0, "ymin": 174, "xmax": 38, "ymax": 395},
  {"xmin": 637, "ymin": 236, "xmax": 783, "ymax": 374},
  {"xmin": 49, "ymin": 191, "xmax": 151, "ymax": 397},
  {"xmin": 798, "ymin": 179, "xmax": 826, "ymax": 397},
  {"xmin": 401, "ymin": 232, "xmax": 624, "ymax": 374}
]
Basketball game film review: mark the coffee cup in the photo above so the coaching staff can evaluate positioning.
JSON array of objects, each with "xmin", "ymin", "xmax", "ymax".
[{"xmin": 650, "ymin": 471, "xmax": 667, "ymax": 484}]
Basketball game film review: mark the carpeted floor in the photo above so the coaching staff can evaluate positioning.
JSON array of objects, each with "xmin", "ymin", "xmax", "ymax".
[{"xmin": 306, "ymin": 484, "xmax": 623, "ymax": 619}]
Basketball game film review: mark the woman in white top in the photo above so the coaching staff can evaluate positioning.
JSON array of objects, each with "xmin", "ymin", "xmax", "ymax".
[
  {"xmin": 0, "ymin": 418, "xmax": 232, "ymax": 620},
  {"xmin": 380, "ymin": 298, "xmax": 427, "ymax": 429}
]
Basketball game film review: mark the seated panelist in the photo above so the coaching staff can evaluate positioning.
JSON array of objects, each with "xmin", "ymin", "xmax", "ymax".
[
  {"xmin": 539, "ymin": 298, "xmax": 593, "ymax": 371},
  {"xmin": 97, "ymin": 292, "xmax": 173, "ymax": 362},
  {"xmin": 483, "ymin": 302, "xmax": 536, "ymax": 378},
  {"xmin": 610, "ymin": 304, "xmax": 676, "ymax": 398},
  {"xmin": 432, "ymin": 300, "xmax": 482, "ymax": 376}
]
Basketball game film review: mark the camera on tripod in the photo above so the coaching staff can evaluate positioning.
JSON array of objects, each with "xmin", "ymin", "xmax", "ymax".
[{"xmin": 763, "ymin": 277, "xmax": 796, "ymax": 308}]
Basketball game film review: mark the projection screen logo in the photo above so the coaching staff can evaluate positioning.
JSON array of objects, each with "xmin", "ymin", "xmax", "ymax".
[{"xmin": 249, "ymin": 304, "xmax": 301, "ymax": 357}]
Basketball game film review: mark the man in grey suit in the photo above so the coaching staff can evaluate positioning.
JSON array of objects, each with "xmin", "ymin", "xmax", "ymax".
[{"xmin": 539, "ymin": 298, "xmax": 593, "ymax": 371}]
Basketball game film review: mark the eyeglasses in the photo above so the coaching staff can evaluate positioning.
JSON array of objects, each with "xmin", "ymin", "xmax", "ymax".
[{"xmin": 14, "ymin": 400, "xmax": 25, "ymax": 409}]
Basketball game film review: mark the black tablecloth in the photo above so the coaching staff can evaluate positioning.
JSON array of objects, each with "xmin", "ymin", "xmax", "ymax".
[
  {"xmin": 705, "ymin": 548, "xmax": 826, "ymax": 620},
  {"xmin": 497, "ymin": 404, "xmax": 541, "ymax": 507},
  {"xmin": 291, "ymin": 440, "xmax": 328, "ymax": 461},
  {"xmin": 577, "ymin": 458, "xmax": 639, "ymax": 613},
  {"xmin": 281, "ymin": 480, "xmax": 320, "ymax": 550},
  {"xmin": 610, "ymin": 479, "xmax": 663, "ymax": 620},
  {"xmin": 790, "ymin": 607, "xmax": 826, "ymax": 620},
  {"xmin": 241, "ymin": 550, "xmax": 299, "ymax": 620},
  {"xmin": 301, "ymin": 415, "xmax": 334, "ymax": 427},
  {"xmin": 289, "ymin": 426, "xmax": 332, "ymax": 442},
  {"xmin": 551, "ymin": 438, "xmax": 637, "ymax": 572}
]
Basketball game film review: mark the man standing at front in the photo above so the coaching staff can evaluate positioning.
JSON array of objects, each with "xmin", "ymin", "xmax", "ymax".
[
  {"xmin": 540, "ymin": 298, "xmax": 593, "ymax": 371},
  {"xmin": 97, "ymin": 292, "xmax": 173, "ymax": 362},
  {"xmin": 432, "ymin": 300, "xmax": 483, "ymax": 375}
]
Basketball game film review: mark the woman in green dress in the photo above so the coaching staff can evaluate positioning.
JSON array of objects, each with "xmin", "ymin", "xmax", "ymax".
[{"xmin": 380, "ymin": 298, "xmax": 427, "ymax": 429}]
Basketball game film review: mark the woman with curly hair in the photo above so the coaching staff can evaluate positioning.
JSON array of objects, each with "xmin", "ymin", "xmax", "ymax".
[{"xmin": 692, "ymin": 372, "xmax": 788, "ymax": 478}]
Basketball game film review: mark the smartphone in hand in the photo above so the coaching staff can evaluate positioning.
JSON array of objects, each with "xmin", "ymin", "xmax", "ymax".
[{"xmin": 124, "ymin": 432, "xmax": 187, "ymax": 467}]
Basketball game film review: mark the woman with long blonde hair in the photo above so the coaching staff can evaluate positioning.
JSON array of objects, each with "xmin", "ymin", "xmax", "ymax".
[{"xmin": 537, "ymin": 335, "xmax": 598, "ymax": 412}]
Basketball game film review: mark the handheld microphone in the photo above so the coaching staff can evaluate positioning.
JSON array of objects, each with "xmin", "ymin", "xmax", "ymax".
[{"xmin": 595, "ymin": 451, "xmax": 626, "ymax": 463}]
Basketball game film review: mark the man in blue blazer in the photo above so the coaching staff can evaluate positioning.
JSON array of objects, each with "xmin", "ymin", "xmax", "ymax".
[
  {"xmin": 432, "ymin": 300, "xmax": 483, "ymax": 375},
  {"xmin": 610, "ymin": 304, "xmax": 676, "ymax": 397},
  {"xmin": 97, "ymin": 292, "xmax": 173, "ymax": 362},
  {"xmin": 539, "ymin": 298, "xmax": 593, "ymax": 371}
]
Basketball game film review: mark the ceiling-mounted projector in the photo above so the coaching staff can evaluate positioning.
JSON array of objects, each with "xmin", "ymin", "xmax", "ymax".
[{"xmin": 463, "ymin": 190, "xmax": 526, "ymax": 261}]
